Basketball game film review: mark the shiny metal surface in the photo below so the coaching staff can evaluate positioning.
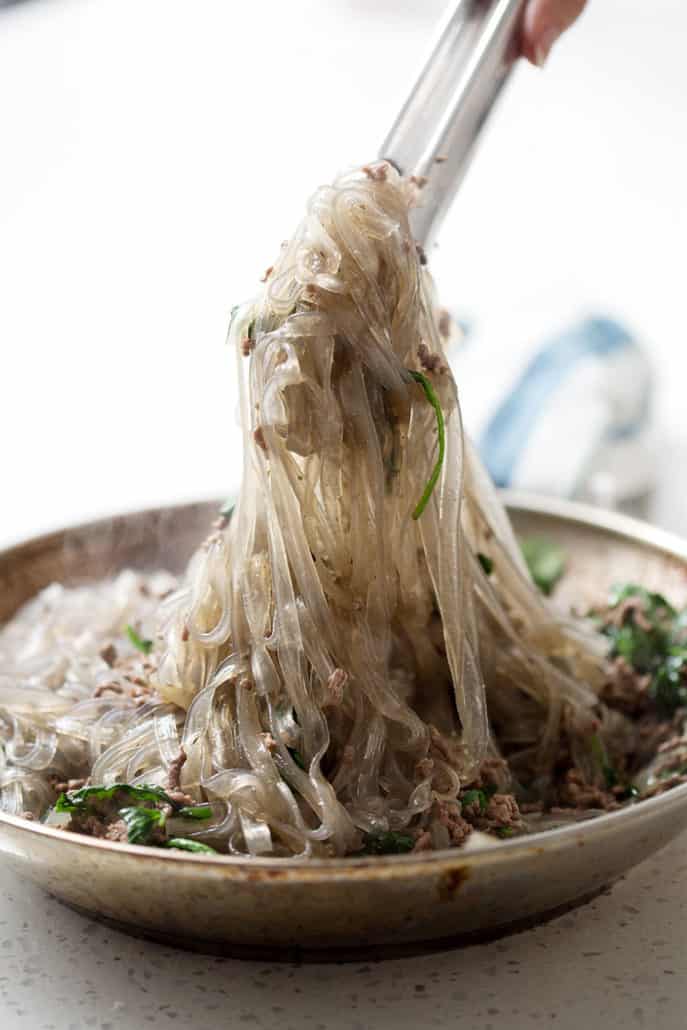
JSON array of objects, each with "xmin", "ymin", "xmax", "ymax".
[
  {"xmin": 380, "ymin": 0, "xmax": 526, "ymax": 246},
  {"xmin": 1, "ymin": 495, "xmax": 687, "ymax": 957}
]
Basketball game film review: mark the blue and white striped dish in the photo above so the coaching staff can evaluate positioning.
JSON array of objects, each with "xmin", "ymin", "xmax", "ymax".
[{"xmin": 452, "ymin": 316, "xmax": 654, "ymax": 503}]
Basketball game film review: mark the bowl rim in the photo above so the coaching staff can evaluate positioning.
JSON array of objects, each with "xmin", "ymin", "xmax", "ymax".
[{"xmin": 2, "ymin": 491, "xmax": 687, "ymax": 879}]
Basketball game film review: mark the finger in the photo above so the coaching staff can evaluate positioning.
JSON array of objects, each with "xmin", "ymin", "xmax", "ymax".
[{"xmin": 521, "ymin": 0, "xmax": 587, "ymax": 67}]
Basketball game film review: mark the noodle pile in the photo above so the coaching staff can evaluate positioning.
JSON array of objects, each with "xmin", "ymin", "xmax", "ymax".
[{"xmin": 0, "ymin": 164, "xmax": 615, "ymax": 856}]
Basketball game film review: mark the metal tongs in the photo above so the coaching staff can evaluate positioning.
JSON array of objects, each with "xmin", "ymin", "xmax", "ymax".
[{"xmin": 380, "ymin": 0, "xmax": 527, "ymax": 247}]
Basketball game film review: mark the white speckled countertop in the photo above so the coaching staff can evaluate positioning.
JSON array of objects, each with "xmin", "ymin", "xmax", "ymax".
[
  {"xmin": 1, "ymin": 0, "xmax": 687, "ymax": 1025},
  {"xmin": 1, "ymin": 834, "xmax": 685, "ymax": 1029}
]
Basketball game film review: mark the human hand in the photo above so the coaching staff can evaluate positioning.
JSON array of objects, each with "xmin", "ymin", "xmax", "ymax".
[{"xmin": 521, "ymin": 0, "xmax": 587, "ymax": 67}]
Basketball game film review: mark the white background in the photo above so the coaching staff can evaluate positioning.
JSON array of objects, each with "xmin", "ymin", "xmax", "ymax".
[
  {"xmin": 0, "ymin": 0, "xmax": 686, "ymax": 547},
  {"xmin": 0, "ymin": 4, "xmax": 687, "ymax": 1027}
]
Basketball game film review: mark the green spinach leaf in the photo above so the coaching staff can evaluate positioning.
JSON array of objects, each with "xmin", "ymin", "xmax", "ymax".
[
  {"xmin": 125, "ymin": 625, "xmax": 153, "ymax": 655},
  {"xmin": 361, "ymin": 831, "xmax": 415, "ymax": 855},
  {"xmin": 165, "ymin": 838, "xmax": 217, "ymax": 854},
  {"xmin": 521, "ymin": 537, "xmax": 566, "ymax": 596},
  {"xmin": 120, "ymin": 806, "xmax": 165, "ymax": 845}
]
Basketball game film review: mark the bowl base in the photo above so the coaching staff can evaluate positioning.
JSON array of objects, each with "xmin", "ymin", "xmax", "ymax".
[{"xmin": 56, "ymin": 884, "xmax": 612, "ymax": 962}]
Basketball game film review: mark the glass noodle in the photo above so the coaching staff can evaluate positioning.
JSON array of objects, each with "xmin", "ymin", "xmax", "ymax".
[{"xmin": 0, "ymin": 165, "xmax": 610, "ymax": 856}]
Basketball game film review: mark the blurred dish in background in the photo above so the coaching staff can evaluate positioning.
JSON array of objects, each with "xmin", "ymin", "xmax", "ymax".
[{"xmin": 451, "ymin": 311, "xmax": 654, "ymax": 514}]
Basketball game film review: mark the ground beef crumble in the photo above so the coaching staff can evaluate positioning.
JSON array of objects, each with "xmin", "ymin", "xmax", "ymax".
[
  {"xmin": 417, "ymin": 342, "xmax": 446, "ymax": 375},
  {"xmin": 461, "ymin": 792, "xmax": 524, "ymax": 835},
  {"xmin": 633, "ymin": 713, "xmax": 680, "ymax": 768},
  {"xmin": 608, "ymin": 597, "xmax": 653, "ymax": 632},
  {"xmin": 51, "ymin": 777, "xmax": 86, "ymax": 795},
  {"xmin": 413, "ymin": 830, "xmax": 433, "ymax": 852},
  {"xmin": 474, "ymin": 756, "xmax": 511, "ymax": 792},
  {"xmin": 642, "ymin": 772, "xmax": 687, "ymax": 799},
  {"xmin": 103, "ymin": 818, "xmax": 130, "ymax": 843},
  {"xmin": 437, "ymin": 309, "xmax": 451, "ymax": 340},
  {"xmin": 430, "ymin": 800, "xmax": 472, "ymax": 847},
  {"xmin": 557, "ymin": 769, "xmax": 618, "ymax": 811},
  {"xmin": 167, "ymin": 747, "xmax": 187, "ymax": 792},
  {"xmin": 165, "ymin": 747, "xmax": 195, "ymax": 807},
  {"xmin": 601, "ymin": 657, "xmax": 651, "ymax": 716},
  {"xmin": 99, "ymin": 644, "xmax": 118, "ymax": 668},
  {"xmin": 362, "ymin": 163, "xmax": 389, "ymax": 182}
]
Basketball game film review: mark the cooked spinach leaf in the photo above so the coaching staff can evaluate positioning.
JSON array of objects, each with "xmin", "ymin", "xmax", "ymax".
[
  {"xmin": 287, "ymin": 747, "xmax": 307, "ymax": 771},
  {"xmin": 55, "ymin": 782, "xmax": 175, "ymax": 814},
  {"xmin": 589, "ymin": 733, "xmax": 618, "ymax": 789},
  {"xmin": 125, "ymin": 624, "xmax": 153, "ymax": 655},
  {"xmin": 361, "ymin": 831, "xmax": 415, "ymax": 855},
  {"xmin": 178, "ymin": 804, "xmax": 213, "ymax": 820},
  {"xmin": 407, "ymin": 370, "xmax": 445, "ymax": 521},
  {"xmin": 120, "ymin": 805, "xmax": 165, "ymax": 845},
  {"xmin": 460, "ymin": 788, "xmax": 490, "ymax": 813},
  {"xmin": 165, "ymin": 838, "xmax": 217, "ymax": 854},
  {"xmin": 649, "ymin": 655, "xmax": 687, "ymax": 714},
  {"xmin": 520, "ymin": 537, "xmax": 566, "ymax": 596},
  {"xmin": 589, "ymin": 732, "xmax": 640, "ymax": 798},
  {"xmin": 599, "ymin": 583, "xmax": 687, "ymax": 714},
  {"xmin": 477, "ymin": 553, "xmax": 493, "ymax": 576}
]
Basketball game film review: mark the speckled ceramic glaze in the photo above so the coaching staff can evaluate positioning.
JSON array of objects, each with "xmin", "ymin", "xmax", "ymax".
[{"xmin": 1, "ymin": 495, "xmax": 687, "ymax": 957}]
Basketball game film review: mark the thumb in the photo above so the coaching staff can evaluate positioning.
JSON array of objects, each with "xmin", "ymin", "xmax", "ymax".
[{"xmin": 522, "ymin": 0, "xmax": 588, "ymax": 67}]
